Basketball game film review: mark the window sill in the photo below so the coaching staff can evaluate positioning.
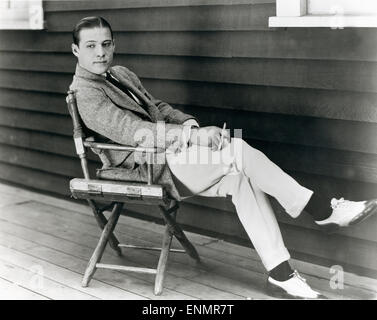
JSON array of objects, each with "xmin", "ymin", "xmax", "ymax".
[
  {"xmin": 269, "ymin": 14, "xmax": 377, "ymax": 28},
  {"xmin": 0, "ymin": 6, "xmax": 43, "ymax": 30},
  {"xmin": 0, "ymin": 21, "xmax": 34, "ymax": 30}
]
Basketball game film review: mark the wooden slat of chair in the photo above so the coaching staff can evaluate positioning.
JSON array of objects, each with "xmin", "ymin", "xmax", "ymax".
[
  {"xmin": 69, "ymin": 178, "xmax": 167, "ymax": 205},
  {"xmin": 87, "ymin": 199, "xmax": 122, "ymax": 256},
  {"xmin": 82, "ymin": 202, "xmax": 124, "ymax": 287},
  {"xmin": 66, "ymin": 90, "xmax": 122, "ymax": 257},
  {"xmin": 154, "ymin": 209, "xmax": 176, "ymax": 295},
  {"xmin": 159, "ymin": 204, "xmax": 201, "ymax": 263},
  {"xmin": 66, "ymin": 90, "xmax": 200, "ymax": 295}
]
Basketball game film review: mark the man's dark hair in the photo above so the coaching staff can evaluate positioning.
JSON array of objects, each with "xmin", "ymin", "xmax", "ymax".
[{"xmin": 72, "ymin": 16, "xmax": 113, "ymax": 45}]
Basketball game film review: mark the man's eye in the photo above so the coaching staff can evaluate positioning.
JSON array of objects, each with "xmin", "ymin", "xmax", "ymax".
[
  {"xmin": 103, "ymin": 42, "xmax": 111, "ymax": 47},
  {"xmin": 87, "ymin": 44, "xmax": 95, "ymax": 48}
]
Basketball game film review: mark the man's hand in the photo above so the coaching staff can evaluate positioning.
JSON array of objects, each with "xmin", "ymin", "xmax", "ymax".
[{"xmin": 189, "ymin": 126, "xmax": 230, "ymax": 151}]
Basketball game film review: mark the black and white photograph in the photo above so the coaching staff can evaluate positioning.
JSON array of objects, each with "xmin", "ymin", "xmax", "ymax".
[{"xmin": 0, "ymin": 0, "xmax": 376, "ymax": 307}]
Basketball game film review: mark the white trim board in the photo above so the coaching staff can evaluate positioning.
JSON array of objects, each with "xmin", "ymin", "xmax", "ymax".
[
  {"xmin": 270, "ymin": 0, "xmax": 377, "ymax": 28},
  {"xmin": 269, "ymin": 14, "xmax": 377, "ymax": 28}
]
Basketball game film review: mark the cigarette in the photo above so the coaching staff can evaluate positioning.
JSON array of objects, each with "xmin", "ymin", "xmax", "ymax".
[{"xmin": 219, "ymin": 122, "xmax": 227, "ymax": 150}]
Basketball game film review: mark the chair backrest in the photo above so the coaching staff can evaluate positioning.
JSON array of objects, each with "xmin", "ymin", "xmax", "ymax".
[
  {"xmin": 66, "ymin": 90, "xmax": 160, "ymax": 187},
  {"xmin": 66, "ymin": 90, "xmax": 91, "ymax": 179},
  {"xmin": 66, "ymin": 91, "xmax": 166, "ymax": 203}
]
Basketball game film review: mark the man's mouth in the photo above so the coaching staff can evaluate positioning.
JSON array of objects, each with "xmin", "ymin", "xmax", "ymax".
[{"xmin": 94, "ymin": 61, "xmax": 107, "ymax": 64}]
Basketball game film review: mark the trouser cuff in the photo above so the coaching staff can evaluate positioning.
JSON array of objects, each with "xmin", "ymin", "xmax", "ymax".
[{"xmin": 285, "ymin": 187, "xmax": 314, "ymax": 218}]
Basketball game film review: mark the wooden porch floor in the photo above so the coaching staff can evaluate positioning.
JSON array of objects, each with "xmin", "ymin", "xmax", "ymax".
[{"xmin": 0, "ymin": 182, "xmax": 376, "ymax": 300}]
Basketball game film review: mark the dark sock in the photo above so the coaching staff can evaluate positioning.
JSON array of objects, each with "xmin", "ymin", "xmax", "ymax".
[
  {"xmin": 269, "ymin": 261, "xmax": 293, "ymax": 281},
  {"xmin": 304, "ymin": 192, "xmax": 333, "ymax": 221}
]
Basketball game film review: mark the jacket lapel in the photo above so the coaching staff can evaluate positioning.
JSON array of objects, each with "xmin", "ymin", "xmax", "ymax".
[
  {"xmin": 110, "ymin": 68, "xmax": 164, "ymax": 122},
  {"xmin": 102, "ymin": 76, "xmax": 152, "ymax": 120},
  {"xmin": 74, "ymin": 64, "xmax": 152, "ymax": 120}
]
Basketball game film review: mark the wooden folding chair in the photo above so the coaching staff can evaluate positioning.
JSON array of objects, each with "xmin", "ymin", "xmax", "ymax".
[{"xmin": 66, "ymin": 90, "xmax": 200, "ymax": 295}]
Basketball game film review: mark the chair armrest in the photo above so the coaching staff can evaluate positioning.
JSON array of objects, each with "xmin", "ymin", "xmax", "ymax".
[
  {"xmin": 84, "ymin": 141, "xmax": 164, "ymax": 185},
  {"xmin": 83, "ymin": 141, "xmax": 165, "ymax": 154}
]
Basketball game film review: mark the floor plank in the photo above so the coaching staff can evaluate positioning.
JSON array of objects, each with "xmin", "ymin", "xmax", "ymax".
[
  {"xmin": 0, "ymin": 276, "xmax": 49, "ymax": 300},
  {"xmin": 0, "ymin": 202, "xmax": 349, "ymax": 299},
  {"xmin": 204, "ymin": 239, "xmax": 377, "ymax": 293},
  {"xmin": 0, "ymin": 182, "xmax": 376, "ymax": 300},
  {"xmin": 0, "ymin": 258, "xmax": 98, "ymax": 300},
  {"xmin": 0, "ymin": 230, "xmax": 193, "ymax": 300},
  {"xmin": 0, "ymin": 207, "xmax": 243, "ymax": 299},
  {"xmin": 25, "ymin": 200, "xmax": 374, "ymax": 299},
  {"xmin": 0, "ymin": 194, "xmax": 31, "ymax": 208},
  {"xmin": 0, "ymin": 245, "xmax": 149, "ymax": 300},
  {"xmin": 0, "ymin": 200, "xmax": 274, "ymax": 299}
]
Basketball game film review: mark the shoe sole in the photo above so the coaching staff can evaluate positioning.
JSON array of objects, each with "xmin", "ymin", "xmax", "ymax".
[
  {"xmin": 349, "ymin": 200, "xmax": 377, "ymax": 226},
  {"xmin": 265, "ymin": 281, "xmax": 325, "ymax": 300},
  {"xmin": 266, "ymin": 281, "xmax": 303, "ymax": 299},
  {"xmin": 322, "ymin": 200, "xmax": 377, "ymax": 234}
]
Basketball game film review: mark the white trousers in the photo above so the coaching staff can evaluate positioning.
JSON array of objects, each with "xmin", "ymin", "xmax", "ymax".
[{"xmin": 166, "ymin": 138, "xmax": 313, "ymax": 271}]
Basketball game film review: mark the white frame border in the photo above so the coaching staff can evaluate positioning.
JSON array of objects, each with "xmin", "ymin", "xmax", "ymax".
[
  {"xmin": 0, "ymin": 0, "xmax": 44, "ymax": 30},
  {"xmin": 269, "ymin": 0, "xmax": 377, "ymax": 28}
]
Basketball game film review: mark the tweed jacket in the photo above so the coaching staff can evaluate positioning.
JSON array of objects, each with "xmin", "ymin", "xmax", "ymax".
[{"xmin": 69, "ymin": 64, "xmax": 198, "ymax": 200}]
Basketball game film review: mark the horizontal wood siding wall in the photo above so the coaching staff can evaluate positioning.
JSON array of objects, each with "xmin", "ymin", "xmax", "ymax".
[{"xmin": 0, "ymin": 0, "xmax": 376, "ymax": 277}]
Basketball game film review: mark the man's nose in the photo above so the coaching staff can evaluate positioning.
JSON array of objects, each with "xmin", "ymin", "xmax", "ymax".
[{"xmin": 96, "ymin": 46, "xmax": 105, "ymax": 57}]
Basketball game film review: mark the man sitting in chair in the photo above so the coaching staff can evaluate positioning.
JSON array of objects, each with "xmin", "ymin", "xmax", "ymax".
[{"xmin": 69, "ymin": 16, "xmax": 377, "ymax": 299}]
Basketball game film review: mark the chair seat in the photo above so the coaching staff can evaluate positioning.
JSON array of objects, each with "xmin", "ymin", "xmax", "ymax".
[
  {"xmin": 70, "ymin": 178, "xmax": 167, "ymax": 205},
  {"xmin": 96, "ymin": 167, "xmax": 141, "ymax": 183}
]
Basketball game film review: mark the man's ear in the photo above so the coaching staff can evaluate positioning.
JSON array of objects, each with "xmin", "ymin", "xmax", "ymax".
[{"xmin": 71, "ymin": 43, "xmax": 80, "ymax": 58}]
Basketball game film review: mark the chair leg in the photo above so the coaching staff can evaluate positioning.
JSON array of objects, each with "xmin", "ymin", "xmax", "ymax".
[
  {"xmin": 82, "ymin": 203, "xmax": 123, "ymax": 287},
  {"xmin": 154, "ymin": 221, "xmax": 174, "ymax": 296},
  {"xmin": 158, "ymin": 203, "xmax": 200, "ymax": 263},
  {"xmin": 87, "ymin": 200, "xmax": 122, "ymax": 256}
]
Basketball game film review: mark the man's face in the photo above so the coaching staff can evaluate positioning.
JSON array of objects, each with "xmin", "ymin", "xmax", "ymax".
[{"xmin": 72, "ymin": 27, "xmax": 115, "ymax": 75}]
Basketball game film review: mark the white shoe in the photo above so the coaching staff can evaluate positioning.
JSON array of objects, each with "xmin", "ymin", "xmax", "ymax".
[
  {"xmin": 267, "ymin": 270, "xmax": 320, "ymax": 299},
  {"xmin": 315, "ymin": 198, "xmax": 377, "ymax": 232}
]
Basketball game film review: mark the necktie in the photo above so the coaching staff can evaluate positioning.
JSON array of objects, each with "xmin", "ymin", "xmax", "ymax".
[
  {"xmin": 105, "ymin": 72, "xmax": 142, "ymax": 106},
  {"xmin": 106, "ymin": 72, "xmax": 162, "ymax": 122}
]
